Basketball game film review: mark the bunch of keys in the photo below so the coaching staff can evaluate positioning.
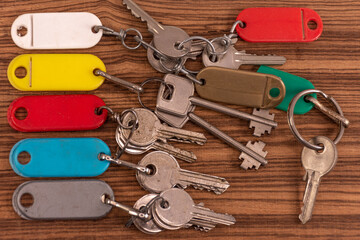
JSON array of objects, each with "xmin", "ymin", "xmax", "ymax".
[
  {"xmin": 13, "ymin": 180, "xmax": 236, "ymax": 233},
  {"xmin": 287, "ymin": 89, "xmax": 349, "ymax": 224}
]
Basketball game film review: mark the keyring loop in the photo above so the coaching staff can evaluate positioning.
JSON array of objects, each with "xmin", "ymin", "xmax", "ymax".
[
  {"xmin": 121, "ymin": 28, "xmax": 143, "ymax": 50},
  {"xmin": 287, "ymin": 89, "xmax": 345, "ymax": 151},
  {"xmin": 115, "ymin": 109, "xmax": 139, "ymax": 159},
  {"xmin": 137, "ymin": 78, "xmax": 173, "ymax": 112},
  {"xmin": 177, "ymin": 36, "xmax": 217, "ymax": 55},
  {"xmin": 230, "ymin": 20, "xmax": 245, "ymax": 33},
  {"xmin": 96, "ymin": 106, "xmax": 114, "ymax": 115}
]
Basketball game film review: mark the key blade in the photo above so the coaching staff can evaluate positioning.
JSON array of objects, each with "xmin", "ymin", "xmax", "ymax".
[
  {"xmin": 299, "ymin": 170, "xmax": 321, "ymax": 224},
  {"xmin": 123, "ymin": 0, "xmax": 164, "ymax": 34},
  {"xmin": 152, "ymin": 141, "xmax": 196, "ymax": 163},
  {"xmin": 176, "ymin": 169, "xmax": 230, "ymax": 194},
  {"xmin": 192, "ymin": 205, "xmax": 236, "ymax": 226},
  {"xmin": 158, "ymin": 123, "xmax": 207, "ymax": 145},
  {"xmin": 235, "ymin": 51, "xmax": 287, "ymax": 66}
]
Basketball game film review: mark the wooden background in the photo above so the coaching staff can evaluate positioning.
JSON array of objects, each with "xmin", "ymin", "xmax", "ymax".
[{"xmin": 0, "ymin": 0, "xmax": 359, "ymax": 239}]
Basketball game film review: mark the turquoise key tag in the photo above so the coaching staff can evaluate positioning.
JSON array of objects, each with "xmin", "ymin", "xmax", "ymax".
[
  {"xmin": 10, "ymin": 138, "xmax": 110, "ymax": 177},
  {"xmin": 257, "ymin": 65, "xmax": 316, "ymax": 114}
]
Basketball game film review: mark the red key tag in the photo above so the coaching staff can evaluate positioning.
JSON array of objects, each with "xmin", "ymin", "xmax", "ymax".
[
  {"xmin": 8, "ymin": 95, "xmax": 107, "ymax": 132},
  {"xmin": 236, "ymin": 8, "xmax": 323, "ymax": 42}
]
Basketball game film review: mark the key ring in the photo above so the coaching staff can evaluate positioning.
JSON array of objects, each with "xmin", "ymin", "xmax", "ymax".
[
  {"xmin": 137, "ymin": 78, "xmax": 174, "ymax": 112},
  {"xmin": 287, "ymin": 89, "xmax": 348, "ymax": 151}
]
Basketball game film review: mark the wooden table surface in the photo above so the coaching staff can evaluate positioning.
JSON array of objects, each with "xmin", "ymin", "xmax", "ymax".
[{"xmin": 0, "ymin": 0, "xmax": 359, "ymax": 239}]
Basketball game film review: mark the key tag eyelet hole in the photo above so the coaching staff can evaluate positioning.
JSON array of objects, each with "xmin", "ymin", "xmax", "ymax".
[
  {"xmin": 269, "ymin": 88, "xmax": 280, "ymax": 98},
  {"xmin": 15, "ymin": 67, "xmax": 27, "ymax": 79},
  {"xmin": 14, "ymin": 107, "xmax": 28, "ymax": 120},
  {"xmin": 160, "ymin": 200, "xmax": 169, "ymax": 209},
  {"xmin": 20, "ymin": 193, "xmax": 34, "ymax": 208},
  {"xmin": 91, "ymin": 26, "xmax": 100, "ymax": 34},
  {"xmin": 239, "ymin": 21, "xmax": 246, "ymax": 28},
  {"xmin": 307, "ymin": 20, "xmax": 318, "ymax": 30},
  {"xmin": 101, "ymin": 193, "xmax": 111, "ymax": 204},
  {"xmin": 17, "ymin": 151, "xmax": 31, "ymax": 165},
  {"xmin": 200, "ymin": 78, "xmax": 206, "ymax": 86},
  {"xmin": 145, "ymin": 164, "xmax": 156, "ymax": 176},
  {"xmin": 17, "ymin": 26, "xmax": 28, "ymax": 37},
  {"xmin": 93, "ymin": 68, "xmax": 101, "ymax": 76}
]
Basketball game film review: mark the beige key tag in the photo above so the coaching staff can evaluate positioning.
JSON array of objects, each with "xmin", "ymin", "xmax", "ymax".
[
  {"xmin": 11, "ymin": 12, "xmax": 103, "ymax": 49},
  {"xmin": 196, "ymin": 67, "xmax": 286, "ymax": 108}
]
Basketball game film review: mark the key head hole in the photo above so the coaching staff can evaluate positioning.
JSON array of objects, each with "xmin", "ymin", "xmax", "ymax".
[
  {"xmin": 307, "ymin": 20, "xmax": 317, "ymax": 30},
  {"xmin": 160, "ymin": 200, "xmax": 169, "ymax": 209},
  {"xmin": 127, "ymin": 119, "xmax": 139, "ymax": 130},
  {"xmin": 162, "ymin": 84, "xmax": 174, "ymax": 100},
  {"xmin": 17, "ymin": 26, "xmax": 28, "ymax": 37},
  {"xmin": 269, "ymin": 88, "xmax": 280, "ymax": 98},
  {"xmin": 18, "ymin": 151, "xmax": 31, "ymax": 165},
  {"xmin": 153, "ymin": 52, "xmax": 160, "ymax": 60},
  {"xmin": 20, "ymin": 193, "xmax": 34, "ymax": 208},
  {"xmin": 174, "ymin": 41, "xmax": 184, "ymax": 50},
  {"xmin": 316, "ymin": 143, "xmax": 325, "ymax": 153},
  {"xmin": 14, "ymin": 107, "xmax": 28, "ymax": 120},
  {"xmin": 15, "ymin": 67, "xmax": 27, "ymax": 79},
  {"xmin": 146, "ymin": 164, "xmax": 156, "ymax": 176}
]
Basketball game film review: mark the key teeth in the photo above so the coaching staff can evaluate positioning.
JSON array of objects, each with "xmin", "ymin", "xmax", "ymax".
[
  {"xmin": 192, "ymin": 183, "xmax": 227, "ymax": 195},
  {"xmin": 123, "ymin": 0, "xmax": 147, "ymax": 23},
  {"xmin": 249, "ymin": 108, "xmax": 275, "ymax": 137},
  {"xmin": 239, "ymin": 141, "xmax": 268, "ymax": 170}
]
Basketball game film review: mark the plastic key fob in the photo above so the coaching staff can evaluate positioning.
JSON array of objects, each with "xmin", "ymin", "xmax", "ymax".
[
  {"xmin": 11, "ymin": 12, "xmax": 103, "ymax": 49},
  {"xmin": 10, "ymin": 138, "xmax": 110, "ymax": 177},
  {"xmin": 236, "ymin": 8, "xmax": 323, "ymax": 42},
  {"xmin": 257, "ymin": 65, "xmax": 316, "ymax": 114},
  {"xmin": 8, "ymin": 95, "xmax": 107, "ymax": 132},
  {"xmin": 13, "ymin": 180, "xmax": 114, "ymax": 220},
  {"xmin": 7, "ymin": 54, "xmax": 106, "ymax": 91},
  {"xmin": 196, "ymin": 66, "xmax": 286, "ymax": 108}
]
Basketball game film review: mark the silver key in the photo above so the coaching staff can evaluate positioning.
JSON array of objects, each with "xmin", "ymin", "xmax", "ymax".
[
  {"xmin": 123, "ymin": 0, "xmax": 191, "ymax": 58},
  {"xmin": 121, "ymin": 108, "xmax": 207, "ymax": 146},
  {"xmin": 299, "ymin": 136, "xmax": 338, "ymax": 224},
  {"xmin": 152, "ymin": 188, "xmax": 236, "ymax": 230},
  {"xmin": 132, "ymin": 194, "xmax": 163, "ymax": 234},
  {"xmin": 136, "ymin": 151, "xmax": 230, "ymax": 194},
  {"xmin": 202, "ymin": 43, "xmax": 286, "ymax": 69}
]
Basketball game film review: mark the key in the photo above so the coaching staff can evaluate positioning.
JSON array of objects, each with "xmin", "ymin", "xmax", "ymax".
[
  {"xmin": 152, "ymin": 188, "xmax": 236, "ymax": 230},
  {"xmin": 136, "ymin": 151, "xmax": 230, "ymax": 194},
  {"xmin": 123, "ymin": 0, "xmax": 191, "ymax": 58},
  {"xmin": 13, "ymin": 180, "xmax": 114, "ymax": 220},
  {"xmin": 120, "ymin": 108, "xmax": 207, "ymax": 146},
  {"xmin": 299, "ymin": 136, "xmax": 338, "ymax": 224},
  {"xmin": 203, "ymin": 44, "xmax": 286, "ymax": 69},
  {"xmin": 249, "ymin": 108, "xmax": 275, "ymax": 137},
  {"xmin": 132, "ymin": 194, "xmax": 163, "ymax": 234}
]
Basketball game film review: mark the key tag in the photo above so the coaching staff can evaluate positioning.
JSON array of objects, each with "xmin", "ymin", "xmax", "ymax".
[
  {"xmin": 235, "ymin": 8, "xmax": 323, "ymax": 42},
  {"xmin": 13, "ymin": 180, "xmax": 114, "ymax": 220},
  {"xmin": 257, "ymin": 66, "xmax": 316, "ymax": 114},
  {"xmin": 7, "ymin": 54, "xmax": 143, "ymax": 92}
]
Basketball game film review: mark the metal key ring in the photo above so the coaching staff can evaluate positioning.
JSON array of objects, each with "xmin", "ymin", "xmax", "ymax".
[
  {"xmin": 122, "ymin": 28, "xmax": 143, "ymax": 50},
  {"xmin": 287, "ymin": 89, "xmax": 345, "ymax": 151},
  {"xmin": 137, "ymin": 78, "xmax": 174, "ymax": 112}
]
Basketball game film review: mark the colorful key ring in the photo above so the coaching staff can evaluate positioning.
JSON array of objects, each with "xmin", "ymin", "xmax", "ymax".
[{"xmin": 287, "ymin": 89, "xmax": 348, "ymax": 151}]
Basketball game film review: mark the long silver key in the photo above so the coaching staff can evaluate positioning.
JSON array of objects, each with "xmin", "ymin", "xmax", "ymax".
[
  {"xmin": 136, "ymin": 151, "xmax": 230, "ymax": 194},
  {"xmin": 123, "ymin": 0, "xmax": 191, "ymax": 58},
  {"xmin": 202, "ymin": 43, "xmax": 286, "ymax": 69},
  {"xmin": 152, "ymin": 188, "xmax": 236, "ymax": 230},
  {"xmin": 299, "ymin": 136, "xmax": 338, "ymax": 224}
]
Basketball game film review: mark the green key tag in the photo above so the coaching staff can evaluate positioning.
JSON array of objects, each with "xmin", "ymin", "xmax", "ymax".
[{"xmin": 257, "ymin": 66, "xmax": 316, "ymax": 114}]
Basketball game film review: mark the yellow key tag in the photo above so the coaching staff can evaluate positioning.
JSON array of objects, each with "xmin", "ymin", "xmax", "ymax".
[{"xmin": 7, "ymin": 54, "xmax": 106, "ymax": 91}]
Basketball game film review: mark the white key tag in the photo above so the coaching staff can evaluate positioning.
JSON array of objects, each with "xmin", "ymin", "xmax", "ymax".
[{"xmin": 11, "ymin": 12, "xmax": 103, "ymax": 49}]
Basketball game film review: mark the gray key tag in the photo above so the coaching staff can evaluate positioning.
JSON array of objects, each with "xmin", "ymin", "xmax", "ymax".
[{"xmin": 13, "ymin": 180, "xmax": 114, "ymax": 220}]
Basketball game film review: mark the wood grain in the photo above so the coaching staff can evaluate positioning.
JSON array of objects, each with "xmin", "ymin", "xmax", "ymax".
[{"xmin": 0, "ymin": 0, "xmax": 359, "ymax": 239}]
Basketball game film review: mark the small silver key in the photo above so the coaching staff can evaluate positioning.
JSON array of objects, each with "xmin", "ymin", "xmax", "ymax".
[
  {"xmin": 152, "ymin": 188, "xmax": 236, "ymax": 230},
  {"xmin": 123, "ymin": 0, "xmax": 191, "ymax": 58},
  {"xmin": 202, "ymin": 43, "xmax": 286, "ymax": 69},
  {"xmin": 136, "ymin": 151, "xmax": 230, "ymax": 194},
  {"xmin": 299, "ymin": 136, "xmax": 338, "ymax": 224}
]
